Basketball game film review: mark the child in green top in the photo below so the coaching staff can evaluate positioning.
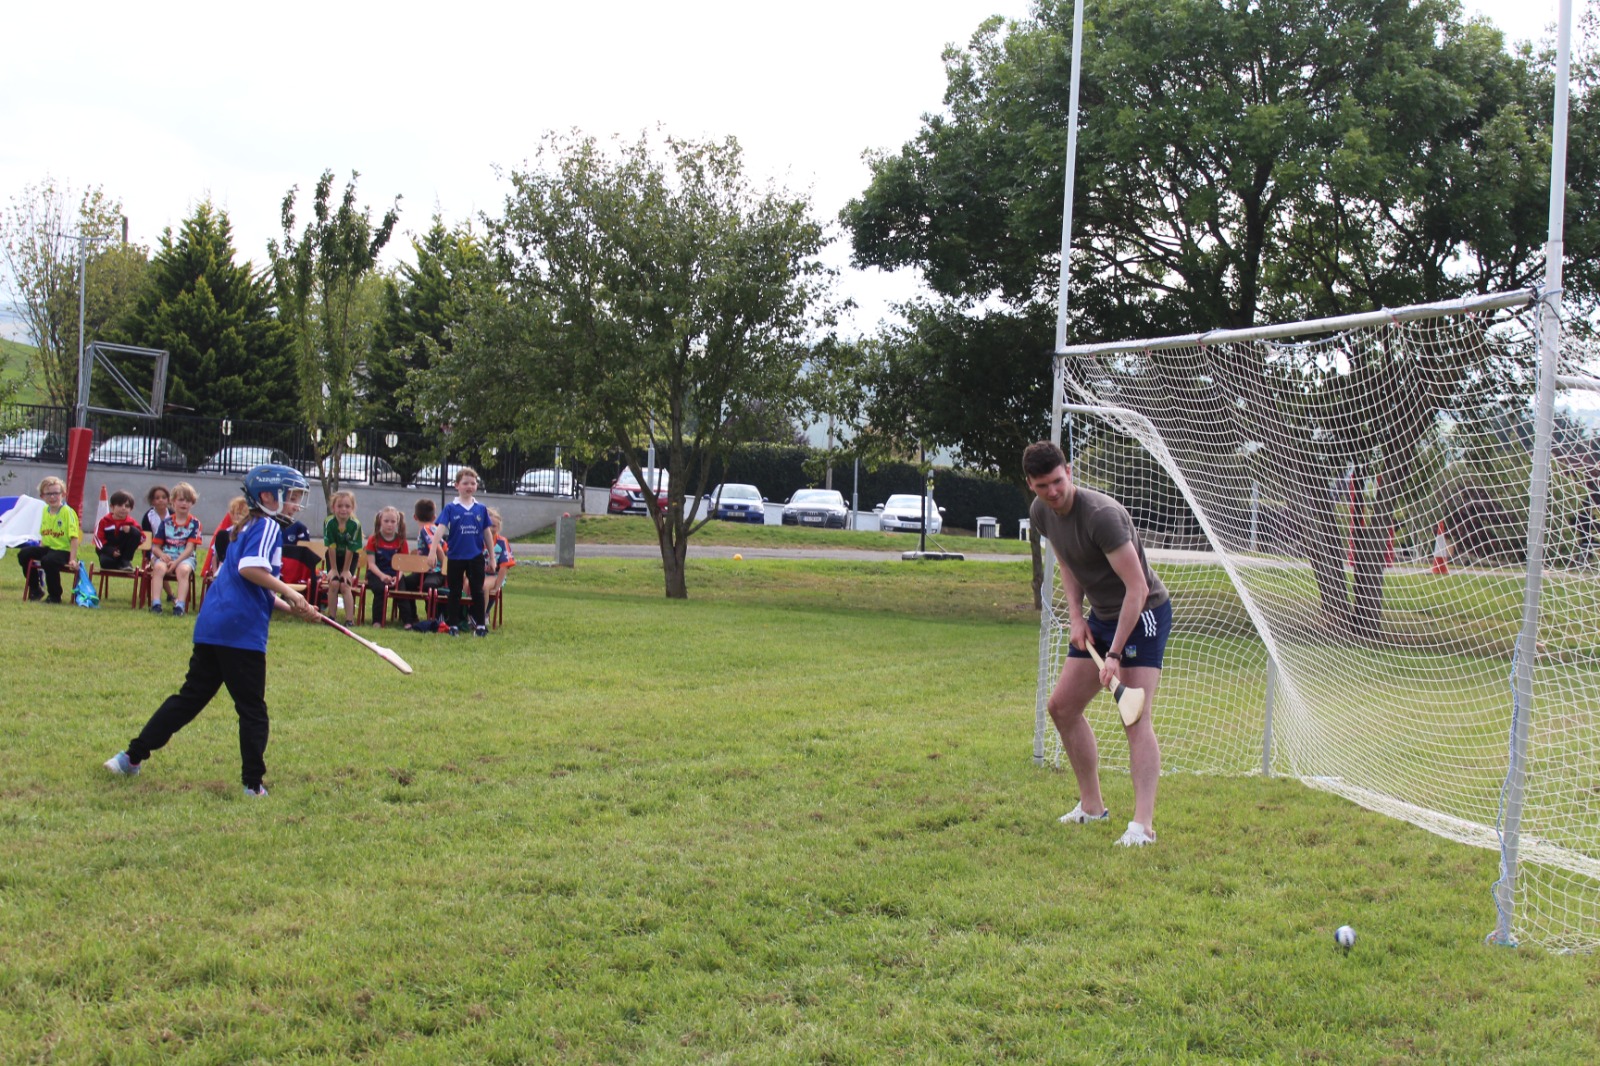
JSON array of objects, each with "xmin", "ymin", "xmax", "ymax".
[
  {"xmin": 322, "ymin": 489, "xmax": 362, "ymax": 624},
  {"xmin": 18, "ymin": 475, "xmax": 80, "ymax": 603}
]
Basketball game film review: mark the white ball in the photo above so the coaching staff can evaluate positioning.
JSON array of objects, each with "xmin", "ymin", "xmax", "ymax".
[{"xmin": 1335, "ymin": 925, "xmax": 1356, "ymax": 949}]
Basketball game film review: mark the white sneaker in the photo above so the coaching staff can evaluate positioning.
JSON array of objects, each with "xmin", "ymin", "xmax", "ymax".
[
  {"xmin": 1059, "ymin": 803, "xmax": 1110, "ymax": 824},
  {"xmin": 1116, "ymin": 821, "xmax": 1156, "ymax": 847}
]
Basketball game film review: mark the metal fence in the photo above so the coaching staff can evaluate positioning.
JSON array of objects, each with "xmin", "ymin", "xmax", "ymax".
[{"xmin": 0, "ymin": 404, "xmax": 580, "ymax": 499}]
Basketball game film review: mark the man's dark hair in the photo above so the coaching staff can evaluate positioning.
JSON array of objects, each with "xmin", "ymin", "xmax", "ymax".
[
  {"xmin": 109, "ymin": 490, "xmax": 136, "ymax": 508},
  {"xmin": 414, "ymin": 498, "xmax": 437, "ymax": 523},
  {"xmin": 1022, "ymin": 441, "xmax": 1068, "ymax": 479}
]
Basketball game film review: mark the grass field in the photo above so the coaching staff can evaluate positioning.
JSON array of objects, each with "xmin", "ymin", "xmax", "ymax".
[{"xmin": 3, "ymin": 551, "xmax": 1598, "ymax": 1063}]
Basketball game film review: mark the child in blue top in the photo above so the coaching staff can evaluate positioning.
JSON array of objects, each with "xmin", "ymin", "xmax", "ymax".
[
  {"xmin": 103, "ymin": 465, "xmax": 321, "ymax": 797},
  {"xmin": 431, "ymin": 466, "xmax": 495, "ymax": 637}
]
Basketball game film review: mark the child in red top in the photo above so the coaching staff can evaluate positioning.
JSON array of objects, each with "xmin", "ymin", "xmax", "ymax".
[
  {"xmin": 95, "ymin": 490, "xmax": 144, "ymax": 571},
  {"xmin": 363, "ymin": 506, "xmax": 410, "ymax": 625}
]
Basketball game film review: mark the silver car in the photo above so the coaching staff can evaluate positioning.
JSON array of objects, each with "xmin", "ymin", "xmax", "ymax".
[
  {"xmin": 88, "ymin": 435, "xmax": 188, "ymax": 471},
  {"xmin": 704, "ymin": 483, "xmax": 766, "ymax": 523},
  {"xmin": 516, "ymin": 468, "xmax": 577, "ymax": 497},
  {"xmin": 199, "ymin": 445, "xmax": 293, "ymax": 474}
]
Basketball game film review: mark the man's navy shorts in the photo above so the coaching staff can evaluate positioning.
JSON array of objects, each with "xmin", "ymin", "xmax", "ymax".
[{"xmin": 1066, "ymin": 599, "xmax": 1172, "ymax": 670}]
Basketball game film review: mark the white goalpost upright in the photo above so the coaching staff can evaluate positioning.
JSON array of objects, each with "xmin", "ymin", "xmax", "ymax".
[{"xmin": 1038, "ymin": 0, "xmax": 1592, "ymax": 949}]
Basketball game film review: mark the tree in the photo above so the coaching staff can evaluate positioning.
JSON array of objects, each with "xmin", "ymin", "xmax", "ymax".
[
  {"xmin": 843, "ymin": 0, "xmax": 1590, "ymax": 635},
  {"xmin": 268, "ymin": 171, "xmax": 399, "ymax": 507},
  {"xmin": 118, "ymin": 201, "xmax": 294, "ymax": 423},
  {"xmin": 1, "ymin": 179, "xmax": 146, "ymax": 409},
  {"xmin": 366, "ymin": 218, "xmax": 499, "ymax": 479},
  {"xmin": 410, "ymin": 131, "xmax": 838, "ymax": 598}
]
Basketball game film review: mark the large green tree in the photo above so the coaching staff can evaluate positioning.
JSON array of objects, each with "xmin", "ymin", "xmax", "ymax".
[
  {"xmin": 1, "ymin": 179, "xmax": 146, "ymax": 409},
  {"xmin": 119, "ymin": 201, "xmax": 294, "ymax": 423},
  {"xmin": 844, "ymin": 0, "xmax": 1592, "ymax": 635},
  {"xmin": 410, "ymin": 131, "xmax": 839, "ymax": 598},
  {"xmin": 268, "ymin": 171, "xmax": 399, "ymax": 506},
  {"xmin": 366, "ymin": 218, "xmax": 499, "ymax": 478}
]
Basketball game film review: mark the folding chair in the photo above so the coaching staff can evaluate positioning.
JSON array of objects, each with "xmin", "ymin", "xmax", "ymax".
[
  {"xmin": 90, "ymin": 531, "xmax": 152, "ymax": 608},
  {"xmin": 141, "ymin": 556, "xmax": 197, "ymax": 611},
  {"xmin": 385, "ymin": 552, "xmax": 438, "ymax": 626},
  {"xmin": 18, "ymin": 558, "xmax": 42, "ymax": 602}
]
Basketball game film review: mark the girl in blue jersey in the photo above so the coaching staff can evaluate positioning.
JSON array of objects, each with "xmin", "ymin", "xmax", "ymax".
[
  {"xmin": 103, "ymin": 465, "xmax": 321, "ymax": 797},
  {"xmin": 433, "ymin": 466, "xmax": 496, "ymax": 637}
]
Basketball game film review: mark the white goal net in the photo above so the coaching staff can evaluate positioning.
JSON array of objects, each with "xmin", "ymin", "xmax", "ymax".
[{"xmin": 1037, "ymin": 289, "xmax": 1600, "ymax": 951}]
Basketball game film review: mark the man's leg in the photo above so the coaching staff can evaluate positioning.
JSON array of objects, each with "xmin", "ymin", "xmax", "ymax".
[
  {"xmin": 1121, "ymin": 667, "xmax": 1163, "ymax": 833},
  {"xmin": 1048, "ymin": 657, "xmax": 1109, "ymax": 815}
]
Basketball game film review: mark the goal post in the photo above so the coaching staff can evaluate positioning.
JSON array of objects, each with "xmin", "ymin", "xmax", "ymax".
[{"xmin": 1038, "ymin": 288, "xmax": 1600, "ymax": 950}]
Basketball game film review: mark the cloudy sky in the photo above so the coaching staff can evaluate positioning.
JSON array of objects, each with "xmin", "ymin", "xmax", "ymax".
[{"xmin": 0, "ymin": 0, "xmax": 1579, "ymax": 343}]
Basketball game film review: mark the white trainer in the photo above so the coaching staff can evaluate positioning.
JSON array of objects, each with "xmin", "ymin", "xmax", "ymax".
[
  {"xmin": 1059, "ymin": 803, "xmax": 1110, "ymax": 824},
  {"xmin": 1116, "ymin": 821, "xmax": 1157, "ymax": 847}
]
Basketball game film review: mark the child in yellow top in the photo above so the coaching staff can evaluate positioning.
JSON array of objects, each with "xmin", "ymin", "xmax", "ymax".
[{"xmin": 18, "ymin": 475, "xmax": 80, "ymax": 603}]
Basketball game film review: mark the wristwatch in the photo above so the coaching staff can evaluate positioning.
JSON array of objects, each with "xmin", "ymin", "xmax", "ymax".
[{"xmin": 1106, "ymin": 649, "xmax": 1123, "ymax": 661}]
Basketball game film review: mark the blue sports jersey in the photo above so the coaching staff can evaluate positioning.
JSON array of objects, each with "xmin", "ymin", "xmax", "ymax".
[
  {"xmin": 437, "ymin": 500, "xmax": 490, "ymax": 561},
  {"xmin": 193, "ymin": 516, "xmax": 283, "ymax": 653}
]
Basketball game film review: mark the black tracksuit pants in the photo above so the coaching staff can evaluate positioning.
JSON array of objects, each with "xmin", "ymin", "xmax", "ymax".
[{"xmin": 128, "ymin": 642, "xmax": 270, "ymax": 789}]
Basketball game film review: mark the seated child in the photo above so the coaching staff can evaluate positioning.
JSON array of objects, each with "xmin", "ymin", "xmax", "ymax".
[
  {"xmin": 403, "ymin": 499, "xmax": 447, "ymax": 631},
  {"xmin": 139, "ymin": 485, "xmax": 170, "ymax": 567},
  {"xmin": 279, "ymin": 515, "xmax": 321, "ymax": 604},
  {"xmin": 205, "ymin": 496, "xmax": 251, "ymax": 575},
  {"xmin": 323, "ymin": 489, "xmax": 362, "ymax": 624},
  {"xmin": 94, "ymin": 489, "xmax": 144, "ymax": 571},
  {"xmin": 482, "ymin": 507, "xmax": 516, "ymax": 601},
  {"xmin": 363, "ymin": 505, "xmax": 410, "ymax": 625},
  {"xmin": 16, "ymin": 475, "xmax": 80, "ymax": 603},
  {"xmin": 150, "ymin": 482, "xmax": 202, "ymax": 617}
]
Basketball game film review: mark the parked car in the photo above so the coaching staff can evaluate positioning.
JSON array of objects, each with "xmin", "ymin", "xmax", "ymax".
[
  {"xmin": 516, "ymin": 467, "xmax": 577, "ymax": 497},
  {"xmin": 877, "ymin": 493, "xmax": 945, "ymax": 535},
  {"xmin": 704, "ymin": 483, "xmax": 766, "ymax": 523},
  {"xmin": 88, "ymin": 434, "xmax": 188, "ymax": 471},
  {"xmin": 198, "ymin": 445, "xmax": 293, "ymax": 475},
  {"xmin": 0, "ymin": 428, "xmax": 67, "ymax": 462},
  {"xmin": 608, "ymin": 468, "xmax": 669, "ymax": 514},
  {"xmin": 409, "ymin": 463, "xmax": 470, "ymax": 490},
  {"xmin": 318, "ymin": 452, "xmax": 401, "ymax": 485},
  {"xmin": 782, "ymin": 488, "xmax": 849, "ymax": 529}
]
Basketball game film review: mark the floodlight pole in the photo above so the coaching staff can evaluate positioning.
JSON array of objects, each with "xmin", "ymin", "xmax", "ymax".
[
  {"xmin": 1494, "ymin": 0, "xmax": 1573, "ymax": 949},
  {"xmin": 1037, "ymin": 0, "xmax": 1086, "ymax": 765}
]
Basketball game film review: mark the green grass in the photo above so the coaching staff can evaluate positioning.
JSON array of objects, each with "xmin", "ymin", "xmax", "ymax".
[
  {"xmin": 3, "ymin": 556, "xmax": 1598, "ymax": 1064},
  {"xmin": 525, "ymin": 513, "xmax": 1035, "ymax": 555}
]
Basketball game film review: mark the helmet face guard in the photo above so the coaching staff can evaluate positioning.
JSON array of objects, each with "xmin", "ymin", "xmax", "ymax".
[{"xmin": 243, "ymin": 464, "xmax": 311, "ymax": 518}]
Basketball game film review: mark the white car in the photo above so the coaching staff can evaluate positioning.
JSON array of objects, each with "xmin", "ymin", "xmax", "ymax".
[{"xmin": 877, "ymin": 493, "xmax": 944, "ymax": 535}]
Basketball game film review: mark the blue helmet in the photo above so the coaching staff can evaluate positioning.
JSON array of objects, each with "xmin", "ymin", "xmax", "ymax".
[{"xmin": 242, "ymin": 464, "xmax": 310, "ymax": 517}]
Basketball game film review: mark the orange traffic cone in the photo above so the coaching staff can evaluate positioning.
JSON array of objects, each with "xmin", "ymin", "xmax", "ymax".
[{"xmin": 1431, "ymin": 521, "xmax": 1450, "ymax": 575}]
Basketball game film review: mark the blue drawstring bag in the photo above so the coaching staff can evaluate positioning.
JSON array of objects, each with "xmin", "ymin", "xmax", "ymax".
[{"xmin": 74, "ymin": 562, "xmax": 99, "ymax": 608}]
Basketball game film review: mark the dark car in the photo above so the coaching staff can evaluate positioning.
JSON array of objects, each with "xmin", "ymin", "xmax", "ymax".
[
  {"xmin": 703, "ymin": 483, "xmax": 766, "ymax": 523},
  {"xmin": 198, "ymin": 445, "xmax": 294, "ymax": 474},
  {"xmin": 608, "ymin": 468, "xmax": 669, "ymax": 515},
  {"xmin": 782, "ymin": 488, "xmax": 849, "ymax": 529},
  {"xmin": 88, "ymin": 434, "xmax": 188, "ymax": 471},
  {"xmin": 0, "ymin": 428, "xmax": 67, "ymax": 462}
]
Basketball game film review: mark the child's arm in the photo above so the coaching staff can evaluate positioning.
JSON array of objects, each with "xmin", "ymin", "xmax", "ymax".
[{"xmin": 240, "ymin": 564, "xmax": 319, "ymax": 621}]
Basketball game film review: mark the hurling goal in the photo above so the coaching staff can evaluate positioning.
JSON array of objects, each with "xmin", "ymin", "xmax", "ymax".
[{"xmin": 1033, "ymin": 288, "xmax": 1600, "ymax": 951}]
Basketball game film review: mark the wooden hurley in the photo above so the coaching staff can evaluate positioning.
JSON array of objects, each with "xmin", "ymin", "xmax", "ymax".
[{"xmin": 1084, "ymin": 643, "xmax": 1145, "ymax": 726}]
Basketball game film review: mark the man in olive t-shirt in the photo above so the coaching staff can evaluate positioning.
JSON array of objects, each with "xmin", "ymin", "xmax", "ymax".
[{"xmin": 1023, "ymin": 441, "xmax": 1170, "ymax": 847}]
